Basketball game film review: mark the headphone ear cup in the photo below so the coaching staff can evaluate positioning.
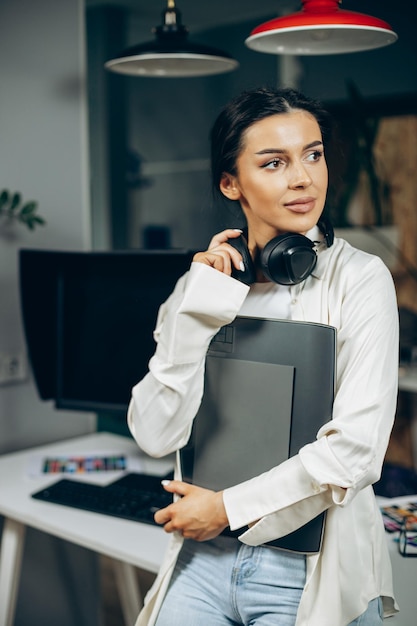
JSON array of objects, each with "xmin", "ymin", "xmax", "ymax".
[
  {"xmin": 227, "ymin": 234, "xmax": 257, "ymax": 285},
  {"xmin": 261, "ymin": 233, "xmax": 317, "ymax": 285}
]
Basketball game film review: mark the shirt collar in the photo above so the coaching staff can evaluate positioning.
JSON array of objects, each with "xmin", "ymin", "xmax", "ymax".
[{"xmin": 305, "ymin": 225, "xmax": 329, "ymax": 280}]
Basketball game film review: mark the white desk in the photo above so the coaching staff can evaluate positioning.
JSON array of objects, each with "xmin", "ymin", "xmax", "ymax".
[
  {"xmin": 0, "ymin": 432, "xmax": 171, "ymax": 626},
  {"xmin": 2, "ymin": 434, "xmax": 417, "ymax": 626}
]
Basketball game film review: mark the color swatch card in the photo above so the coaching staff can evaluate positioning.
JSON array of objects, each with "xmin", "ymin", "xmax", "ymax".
[
  {"xmin": 41, "ymin": 454, "xmax": 127, "ymax": 474},
  {"xmin": 27, "ymin": 451, "xmax": 144, "ymax": 478}
]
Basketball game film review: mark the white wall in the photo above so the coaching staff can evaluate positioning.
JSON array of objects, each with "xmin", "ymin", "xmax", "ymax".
[
  {"xmin": 0, "ymin": 0, "xmax": 96, "ymax": 454},
  {"xmin": 0, "ymin": 2, "xmax": 100, "ymax": 623}
]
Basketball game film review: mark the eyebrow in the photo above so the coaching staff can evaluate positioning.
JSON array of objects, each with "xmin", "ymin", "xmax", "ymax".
[{"xmin": 255, "ymin": 140, "xmax": 323, "ymax": 155}]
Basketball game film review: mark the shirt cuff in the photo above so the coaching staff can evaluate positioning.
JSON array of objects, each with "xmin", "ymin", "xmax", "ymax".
[
  {"xmin": 158, "ymin": 263, "xmax": 249, "ymax": 364},
  {"xmin": 237, "ymin": 492, "xmax": 332, "ymax": 546},
  {"xmin": 223, "ymin": 454, "xmax": 325, "ymax": 531}
]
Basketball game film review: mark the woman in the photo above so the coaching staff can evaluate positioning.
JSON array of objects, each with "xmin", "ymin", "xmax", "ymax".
[{"xmin": 128, "ymin": 87, "xmax": 399, "ymax": 625}]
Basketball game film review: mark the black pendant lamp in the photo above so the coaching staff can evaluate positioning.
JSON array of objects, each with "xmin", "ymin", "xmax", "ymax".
[
  {"xmin": 245, "ymin": 0, "xmax": 398, "ymax": 56},
  {"xmin": 105, "ymin": 0, "xmax": 239, "ymax": 77}
]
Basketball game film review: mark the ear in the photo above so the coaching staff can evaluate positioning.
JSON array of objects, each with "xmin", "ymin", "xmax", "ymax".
[{"xmin": 219, "ymin": 172, "xmax": 241, "ymax": 201}]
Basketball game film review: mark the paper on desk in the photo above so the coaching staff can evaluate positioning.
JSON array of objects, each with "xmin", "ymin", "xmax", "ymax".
[
  {"xmin": 27, "ymin": 451, "xmax": 145, "ymax": 478},
  {"xmin": 380, "ymin": 498, "xmax": 417, "ymax": 533},
  {"xmin": 378, "ymin": 496, "xmax": 417, "ymax": 557}
]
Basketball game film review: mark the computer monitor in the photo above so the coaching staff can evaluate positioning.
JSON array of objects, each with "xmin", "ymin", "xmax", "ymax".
[{"xmin": 19, "ymin": 249, "xmax": 194, "ymax": 413}]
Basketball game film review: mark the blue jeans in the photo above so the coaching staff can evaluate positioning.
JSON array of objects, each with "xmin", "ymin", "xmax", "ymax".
[
  {"xmin": 155, "ymin": 536, "xmax": 383, "ymax": 626},
  {"xmin": 348, "ymin": 598, "xmax": 383, "ymax": 625}
]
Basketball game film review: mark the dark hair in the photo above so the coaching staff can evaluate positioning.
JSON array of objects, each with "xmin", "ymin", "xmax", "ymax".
[{"xmin": 210, "ymin": 86, "xmax": 332, "ymax": 200}]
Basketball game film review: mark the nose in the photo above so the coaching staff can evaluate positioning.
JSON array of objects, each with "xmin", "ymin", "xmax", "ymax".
[{"xmin": 288, "ymin": 161, "xmax": 312, "ymax": 189}]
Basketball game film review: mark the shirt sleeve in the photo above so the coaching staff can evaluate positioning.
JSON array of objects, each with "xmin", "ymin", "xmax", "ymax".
[
  {"xmin": 127, "ymin": 262, "xmax": 249, "ymax": 458},
  {"xmin": 223, "ymin": 253, "xmax": 399, "ymax": 544}
]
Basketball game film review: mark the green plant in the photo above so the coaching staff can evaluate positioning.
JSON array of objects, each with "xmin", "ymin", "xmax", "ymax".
[{"xmin": 0, "ymin": 189, "xmax": 46, "ymax": 231}]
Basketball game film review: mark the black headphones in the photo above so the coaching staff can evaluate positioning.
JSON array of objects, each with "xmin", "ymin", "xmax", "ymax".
[{"xmin": 228, "ymin": 218, "xmax": 334, "ymax": 286}]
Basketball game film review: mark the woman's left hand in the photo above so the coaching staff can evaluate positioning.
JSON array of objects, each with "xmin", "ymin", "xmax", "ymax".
[{"xmin": 154, "ymin": 480, "xmax": 229, "ymax": 541}]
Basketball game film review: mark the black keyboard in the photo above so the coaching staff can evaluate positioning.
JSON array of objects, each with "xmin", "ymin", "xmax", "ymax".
[{"xmin": 31, "ymin": 472, "xmax": 173, "ymax": 525}]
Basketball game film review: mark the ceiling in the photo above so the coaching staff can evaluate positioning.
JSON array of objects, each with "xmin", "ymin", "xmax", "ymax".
[
  {"xmin": 85, "ymin": 0, "xmax": 298, "ymax": 34},
  {"xmin": 84, "ymin": 1, "xmax": 403, "ymax": 55}
]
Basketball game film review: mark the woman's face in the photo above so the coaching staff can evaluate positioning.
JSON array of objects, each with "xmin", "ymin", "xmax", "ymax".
[{"xmin": 220, "ymin": 110, "xmax": 328, "ymax": 249}]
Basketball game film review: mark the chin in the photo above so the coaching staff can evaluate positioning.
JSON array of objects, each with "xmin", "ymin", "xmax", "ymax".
[{"xmin": 280, "ymin": 218, "xmax": 318, "ymax": 235}]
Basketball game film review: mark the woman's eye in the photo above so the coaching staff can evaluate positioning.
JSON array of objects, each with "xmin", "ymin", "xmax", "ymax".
[
  {"xmin": 305, "ymin": 149, "xmax": 324, "ymax": 162},
  {"xmin": 262, "ymin": 158, "xmax": 283, "ymax": 169}
]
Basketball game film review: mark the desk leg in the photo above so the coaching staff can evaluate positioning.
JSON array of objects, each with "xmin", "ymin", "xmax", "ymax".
[
  {"xmin": 112, "ymin": 559, "xmax": 143, "ymax": 626},
  {"xmin": 0, "ymin": 517, "xmax": 26, "ymax": 626}
]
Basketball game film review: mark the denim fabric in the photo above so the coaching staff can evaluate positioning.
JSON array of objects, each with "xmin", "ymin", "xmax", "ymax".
[
  {"xmin": 347, "ymin": 597, "xmax": 383, "ymax": 626},
  {"xmin": 155, "ymin": 535, "xmax": 306, "ymax": 626},
  {"xmin": 155, "ymin": 536, "xmax": 383, "ymax": 626}
]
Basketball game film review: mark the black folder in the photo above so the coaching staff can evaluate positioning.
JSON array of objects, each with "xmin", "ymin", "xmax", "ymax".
[{"xmin": 180, "ymin": 316, "xmax": 336, "ymax": 554}]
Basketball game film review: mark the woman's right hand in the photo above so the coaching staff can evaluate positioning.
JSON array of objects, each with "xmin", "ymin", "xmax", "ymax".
[{"xmin": 193, "ymin": 229, "xmax": 245, "ymax": 276}]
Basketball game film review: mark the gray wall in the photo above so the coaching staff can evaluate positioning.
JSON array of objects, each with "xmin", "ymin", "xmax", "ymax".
[
  {"xmin": 0, "ymin": 0, "xmax": 95, "ymax": 454},
  {"xmin": 0, "ymin": 1, "xmax": 99, "ymax": 623}
]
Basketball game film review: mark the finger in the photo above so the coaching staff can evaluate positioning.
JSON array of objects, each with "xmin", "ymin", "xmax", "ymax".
[
  {"xmin": 211, "ymin": 245, "xmax": 245, "ymax": 274},
  {"xmin": 161, "ymin": 479, "xmax": 191, "ymax": 496},
  {"xmin": 163, "ymin": 521, "xmax": 183, "ymax": 536},
  {"xmin": 211, "ymin": 251, "xmax": 233, "ymax": 275},
  {"xmin": 154, "ymin": 505, "xmax": 185, "ymax": 535},
  {"xmin": 193, "ymin": 250, "xmax": 233, "ymax": 275},
  {"xmin": 154, "ymin": 504, "xmax": 173, "ymax": 525},
  {"xmin": 208, "ymin": 228, "xmax": 242, "ymax": 249}
]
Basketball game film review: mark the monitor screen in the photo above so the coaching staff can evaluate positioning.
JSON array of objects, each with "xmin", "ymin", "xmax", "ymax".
[{"xmin": 20, "ymin": 249, "xmax": 194, "ymax": 413}]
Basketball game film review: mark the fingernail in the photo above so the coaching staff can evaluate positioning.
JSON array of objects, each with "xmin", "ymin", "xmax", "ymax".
[
  {"xmin": 233, "ymin": 228, "xmax": 243, "ymax": 233},
  {"xmin": 239, "ymin": 261, "xmax": 245, "ymax": 272},
  {"xmin": 161, "ymin": 479, "xmax": 171, "ymax": 486}
]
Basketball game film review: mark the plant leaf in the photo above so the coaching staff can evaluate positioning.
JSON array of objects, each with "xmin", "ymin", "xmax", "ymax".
[
  {"xmin": 0, "ymin": 189, "xmax": 45, "ymax": 231},
  {"xmin": 10, "ymin": 192, "xmax": 21, "ymax": 211},
  {"xmin": 19, "ymin": 201, "xmax": 38, "ymax": 216},
  {"xmin": 31, "ymin": 215, "xmax": 46, "ymax": 226},
  {"xmin": 0, "ymin": 190, "xmax": 10, "ymax": 209}
]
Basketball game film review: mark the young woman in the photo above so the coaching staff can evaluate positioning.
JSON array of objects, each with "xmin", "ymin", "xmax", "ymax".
[{"xmin": 127, "ymin": 87, "xmax": 399, "ymax": 625}]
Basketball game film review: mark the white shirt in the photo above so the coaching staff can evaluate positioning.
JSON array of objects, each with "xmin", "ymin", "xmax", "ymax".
[
  {"xmin": 239, "ymin": 281, "xmax": 291, "ymax": 319},
  {"xmin": 128, "ymin": 234, "xmax": 399, "ymax": 626}
]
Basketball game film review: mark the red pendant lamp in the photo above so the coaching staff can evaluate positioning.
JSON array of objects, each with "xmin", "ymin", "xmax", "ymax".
[{"xmin": 245, "ymin": 0, "xmax": 398, "ymax": 56}]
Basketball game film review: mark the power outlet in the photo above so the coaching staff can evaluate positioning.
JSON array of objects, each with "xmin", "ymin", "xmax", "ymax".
[{"xmin": 0, "ymin": 352, "xmax": 27, "ymax": 385}]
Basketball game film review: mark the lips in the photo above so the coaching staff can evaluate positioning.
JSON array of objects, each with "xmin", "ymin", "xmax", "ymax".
[{"xmin": 284, "ymin": 197, "xmax": 315, "ymax": 213}]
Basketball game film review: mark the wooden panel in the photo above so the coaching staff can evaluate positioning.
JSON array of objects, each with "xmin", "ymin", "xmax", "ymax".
[{"xmin": 374, "ymin": 116, "xmax": 417, "ymax": 313}]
